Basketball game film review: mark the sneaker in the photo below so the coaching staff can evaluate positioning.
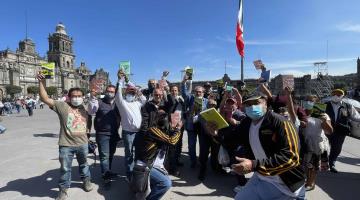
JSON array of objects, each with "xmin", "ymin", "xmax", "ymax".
[
  {"xmin": 233, "ymin": 185, "xmax": 244, "ymax": 193},
  {"xmin": 55, "ymin": 188, "xmax": 68, "ymax": 200},
  {"xmin": 82, "ymin": 178, "xmax": 93, "ymax": 192}
]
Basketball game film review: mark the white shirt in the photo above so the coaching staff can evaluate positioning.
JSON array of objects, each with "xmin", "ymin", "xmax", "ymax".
[
  {"xmin": 249, "ymin": 118, "xmax": 302, "ymax": 198},
  {"xmin": 87, "ymin": 96, "xmax": 99, "ymax": 116},
  {"xmin": 303, "ymin": 115, "xmax": 330, "ymax": 154},
  {"xmin": 115, "ymin": 81, "xmax": 146, "ymax": 132},
  {"xmin": 331, "ymin": 101, "xmax": 360, "ymax": 122}
]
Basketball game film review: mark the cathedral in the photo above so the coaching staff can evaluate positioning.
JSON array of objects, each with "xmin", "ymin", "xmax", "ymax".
[{"xmin": 0, "ymin": 23, "xmax": 108, "ymax": 97}]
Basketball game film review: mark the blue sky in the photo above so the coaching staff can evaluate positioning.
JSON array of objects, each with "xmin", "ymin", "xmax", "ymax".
[{"xmin": 1, "ymin": 0, "xmax": 360, "ymax": 86}]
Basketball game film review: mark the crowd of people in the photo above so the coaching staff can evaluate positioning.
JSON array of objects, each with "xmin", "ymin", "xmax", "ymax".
[{"xmin": 33, "ymin": 68, "xmax": 360, "ymax": 200}]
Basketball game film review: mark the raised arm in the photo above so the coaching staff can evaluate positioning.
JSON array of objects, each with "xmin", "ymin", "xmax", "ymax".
[
  {"xmin": 284, "ymin": 87, "xmax": 297, "ymax": 124},
  {"xmin": 181, "ymin": 77, "xmax": 192, "ymax": 102},
  {"xmin": 115, "ymin": 70, "xmax": 125, "ymax": 107},
  {"xmin": 232, "ymin": 87, "xmax": 243, "ymax": 109},
  {"xmin": 37, "ymin": 73, "xmax": 55, "ymax": 107},
  {"xmin": 259, "ymin": 83, "xmax": 272, "ymax": 100}
]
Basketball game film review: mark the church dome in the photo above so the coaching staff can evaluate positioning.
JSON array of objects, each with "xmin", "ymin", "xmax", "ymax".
[{"xmin": 55, "ymin": 22, "xmax": 67, "ymax": 35}]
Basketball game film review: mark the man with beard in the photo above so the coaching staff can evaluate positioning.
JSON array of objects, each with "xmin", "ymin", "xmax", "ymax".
[
  {"xmin": 164, "ymin": 85, "xmax": 186, "ymax": 176},
  {"xmin": 93, "ymin": 85, "xmax": 121, "ymax": 186},
  {"xmin": 142, "ymin": 79, "xmax": 157, "ymax": 100},
  {"xmin": 133, "ymin": 88, "xmax": 182, "ymax": 200}
]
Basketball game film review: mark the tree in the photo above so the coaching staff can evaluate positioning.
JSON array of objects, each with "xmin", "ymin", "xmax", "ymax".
[
  {"xmin": 5, "ymin": 85, "xmax": 22, "ymax": 98},
  {"xmin": 46, "ymin": 86, "xmax": 58, "ymax": 97},
  {"xmin": 27, "ymin": 86, "xmax": 39, "ymax": 95}
]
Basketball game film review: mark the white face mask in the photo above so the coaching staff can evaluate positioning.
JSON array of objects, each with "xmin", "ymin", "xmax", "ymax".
[
  {"xmin": 125, "ymin": 94, "xmax": 135, "ymax": 102},
  {"xmin": 71, "ymin": 97, "xmax": 83, "ymax": 107},
  {"xmin": 331, "ymin": 95, "xmax": 342, "ymax": 103}
]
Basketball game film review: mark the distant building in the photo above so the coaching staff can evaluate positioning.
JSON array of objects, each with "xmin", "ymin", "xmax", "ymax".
[
  {"xmin": 269, "ymin": 74, "xmax": 294, "ymax": 95},
  {"xmin": 0, "ymin": 22, "xmax": 108, "ymax": 97},
  {"xmin": 89, "ymin": 68, "xmax": 111, "ymax": 93}
]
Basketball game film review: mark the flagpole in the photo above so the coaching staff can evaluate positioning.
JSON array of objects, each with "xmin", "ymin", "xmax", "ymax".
[
  {"xmin": 241, "ymin": 56, "xmax": 244, "ymax": 81},
  {"xmin": 240, "ymin": 0, "xmax": 244, "ymax": 81}
]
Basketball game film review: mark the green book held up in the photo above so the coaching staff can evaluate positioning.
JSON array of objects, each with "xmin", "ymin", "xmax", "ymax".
[{"xmin": 200, "ymin": 108, "xmax": 229, "ymax": 130}]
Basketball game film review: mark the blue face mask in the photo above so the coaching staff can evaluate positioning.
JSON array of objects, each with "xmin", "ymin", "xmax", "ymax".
[
  {"xmin": 303, "ymin": 101, "xmax": 314, "ymax": 110},
  {"xmin": 245, "ymin": 105, "xmax": 265, "ymax": 120}
]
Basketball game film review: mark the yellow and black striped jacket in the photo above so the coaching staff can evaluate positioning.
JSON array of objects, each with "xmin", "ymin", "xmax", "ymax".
[{"xmin": 234, "ymin": 111, "xmax": 305, "ymax": 192}]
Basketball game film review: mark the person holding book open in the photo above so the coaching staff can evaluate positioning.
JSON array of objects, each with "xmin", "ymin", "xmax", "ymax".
[
  {"xmin": 205, "ymin": 93, "xmax": 305, "ymax": 200},
  {"xmin": 217, "ymin": 88, "xmax": 247, "ymax": 192}
]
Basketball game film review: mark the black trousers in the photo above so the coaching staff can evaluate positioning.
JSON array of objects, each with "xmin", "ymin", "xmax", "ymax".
[
  {"xmin": 199, "ymin": 132, "xmax": 220, "ymax": 171},
  {"xmin": 167, "ymin": 129, "xmax": 184, "ymax": 171},
  {"xmin": 327, "ymin": 132, "xmax": 346, "ymax": 167}
]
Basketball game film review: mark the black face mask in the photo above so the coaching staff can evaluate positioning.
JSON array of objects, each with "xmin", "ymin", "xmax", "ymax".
[
  {"xmin": 148, "ymin": 84, "xmax": 155, "ymax": 93},
  {"xmin": 156, "ymin": 113, "xmax": 169, "ymax": 130}
]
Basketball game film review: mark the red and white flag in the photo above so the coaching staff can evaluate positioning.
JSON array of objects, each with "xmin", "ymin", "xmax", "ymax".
[{"xmin": 236, "ymin": 0, "xmax": 244, "ymax": 57}]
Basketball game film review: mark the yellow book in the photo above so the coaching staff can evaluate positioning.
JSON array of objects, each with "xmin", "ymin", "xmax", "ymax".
[
  {"xmin": 200, "ymin": 108, "xmax": 229, "ymax": 130},
  {"xmin": 41, "ymin": 62, "xmax": 55, "ymax": 79}
]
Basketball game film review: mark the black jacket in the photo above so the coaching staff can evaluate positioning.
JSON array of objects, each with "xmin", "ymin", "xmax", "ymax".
[
  {"xmin": 135, "ymin": 100, "xmax": 181, "ymax": 165},
  {"xmin": 94, "ymin": 99, "xmax": 121, "ymax": 135},
  {"xmin": 230, "ymin": 111, "xmax": 305, "ymax": 192},
  {"xmin": 326, "ymin": 101, "xmax": 352, "ymax": 134}
]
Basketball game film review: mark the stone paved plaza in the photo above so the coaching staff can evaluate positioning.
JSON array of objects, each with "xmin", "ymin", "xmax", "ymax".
[{"xmin": 0, "ymin": 108, "xmax": 360, "ymax": 200}]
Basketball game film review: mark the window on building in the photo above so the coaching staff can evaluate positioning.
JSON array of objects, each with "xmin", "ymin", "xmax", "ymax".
[{"xmin": 67, "ymin": 61, "xmax": 70, "ymax": 68}]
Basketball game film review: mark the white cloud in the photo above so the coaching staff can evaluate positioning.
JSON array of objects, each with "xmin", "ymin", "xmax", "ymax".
[
  {"xmin": 246, "ymin": 40, "xmax": 299, "ymax": 46},
  {"xmin": 337, "ymin": 23, "xmax": 360, "ymax": 33},
  {"xmin": 216, "ymin": 35, "xmax": 299, "ymax": 46}
]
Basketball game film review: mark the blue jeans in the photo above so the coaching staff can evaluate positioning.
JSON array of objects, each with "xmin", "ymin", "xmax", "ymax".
[
  {"xmin": 235, "ymin": 175, "xmax": 306, "ymax": 200},
  {"xmin": 96, "ymin": 134, "xmax": 118, "ymax": 175},
  {"xmin": 58, "ymin": 144, "xmax": 91, "ymax": 189},
  {"xmin": 146, "ymin": 168, "xmax": 172, "ymax": 200},
  {"xmin": 122, "ymin": 130, "xmax": 137, "ymax": 178}
]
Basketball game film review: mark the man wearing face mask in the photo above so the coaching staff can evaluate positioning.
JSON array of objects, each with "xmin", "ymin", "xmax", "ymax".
[
  {"xmin": 325, "ymin": 89, "xmax": 360, "ymax": 173},
  {"xmin": 37, "ymin": 73, "xmax": 93, "ymax": 200},
  {"xmin": 93, "ymin": 85, "xmax": 121, "ymax": 186},
  {"xmin": 206, "ymin": 93, "xmax": 305, "ymax": 200},
  {"xmin": 115, "ymin": 71, "xmax": 147, "ymax": 180}
]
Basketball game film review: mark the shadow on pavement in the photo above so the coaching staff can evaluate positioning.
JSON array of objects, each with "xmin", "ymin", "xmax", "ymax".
[
  {"xmin": 33, "ymin": 133, "xmax": 59, "ymax": 138},
  {"xmin": 171, "ymin": 153, "xmax": 236, "ymax": 198},
  {"xmin": 316, "ymin": 170, "xmax": 360, "ymax": 200},
  {"xmin": 0, "ymin": 167, "xmax": 72, "ymax": 199},
  {"xmin": 337, "ymin": 156, "xmax": 360, "ymax": 166}
]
